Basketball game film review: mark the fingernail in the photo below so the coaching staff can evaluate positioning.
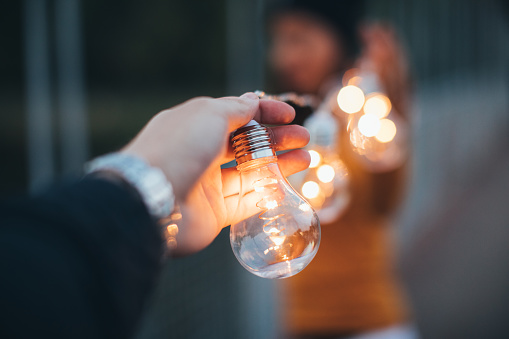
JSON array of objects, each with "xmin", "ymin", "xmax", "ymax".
[{"xmin": 240, "ymin": 92, "xmax": 259, "ymax": 100}]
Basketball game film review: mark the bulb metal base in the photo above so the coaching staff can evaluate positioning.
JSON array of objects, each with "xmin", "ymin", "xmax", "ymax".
[{"xmin": 231, "ymin": 123, "xmax": 276, "ymax": 165}]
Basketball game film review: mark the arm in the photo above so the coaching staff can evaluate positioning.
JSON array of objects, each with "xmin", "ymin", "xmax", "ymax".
[
  {"xmin": 0, "ymin": 93, "xmax": 310, "ymax": 338},
  {"xmin": 0, "ymin": 176, "xmax": 161, "ymax": 338}
]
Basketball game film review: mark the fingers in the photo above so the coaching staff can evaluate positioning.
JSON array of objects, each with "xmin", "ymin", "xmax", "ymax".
[
  {"xmin": 270, "ymin": 125, "xmax": 310, "ymax": 151},
  {"xmin": 223, "ymin": 124, "xmax": 310, "ymax": 161},
  {"xmin": 202, "ymin": 93, "xmax": 260, "ymax": 132},
  {"xmin": 277, "ymin": 149, "xmax": 311, "ymax": 176},
  {"xmin": 213, "ymin": 93, "xmax": 296, "ymax": 132},
  {"xmin": 221, "ymin": 149, "xmax": 311, "ymax": 198},
  {"xmin": 254, "ymin": 99, "xmax": 295, "ymax": 125}
]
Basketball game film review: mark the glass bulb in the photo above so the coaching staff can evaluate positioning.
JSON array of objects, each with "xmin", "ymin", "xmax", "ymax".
[
  {"xmin": 293, "ymin": 147, "xmax": 350, "ymax": 224},
  {"xmin": 349, "ymin": 111, "xmax": 408, "ymax": 172},
  {"xmin": 337, "ymin": 68, "xmax": 409, "ymax": 172},
  {"xmin": 289, "ymin": 111, "xmax": 350, "ymax": 224},
  {"xmin": 230, "ymin": 121, "xmax": 320, "ymax": 279},
  {"xmin": 336, "ymin": 85, "xmax": 365, "ymax": 114}
]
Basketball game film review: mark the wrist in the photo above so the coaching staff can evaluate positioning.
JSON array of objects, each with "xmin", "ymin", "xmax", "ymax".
[{"xmin": 84, "ymin": 152, "xmax": 175, "ymax": 219}]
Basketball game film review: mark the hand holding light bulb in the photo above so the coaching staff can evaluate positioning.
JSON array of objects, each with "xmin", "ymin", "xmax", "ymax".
[
  {"xmin": 333, "ymin": 24, "xmax": 411, "ymax": 172},
  {"xmin": 122, "ymin": 93, "xmax": 311, "ymax": 256}
]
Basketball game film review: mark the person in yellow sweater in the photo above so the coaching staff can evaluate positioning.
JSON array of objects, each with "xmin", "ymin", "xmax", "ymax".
[{"xmin": 266, "ymin": 1, "xmax": 415, "ymax": 338}]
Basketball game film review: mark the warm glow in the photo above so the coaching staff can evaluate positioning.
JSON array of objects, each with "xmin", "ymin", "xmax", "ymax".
[
  {"xmin": 317, "ymin": 165, "xmax": 335, "ymax": 183},
  {"xmin": 267, "ymin": 227, "xmax": 281, "ymax": 234},
  {"xmin": 254, "ymin": 178, "xmax": 277, "ymax": 192},
  {"xmin": 265, "ymin": 200, "xmax": 278, "ymax": 210},
  {"xmin": 337, "ymin": 85, "xmax": 365, "ymax": 114},
  {"xmin": 348, "ymin": 76, "xmax": 362, "ymax": 86},
  {"xmin": 166, "ymin": 237, "xmax": 177, "ymax": 249},
  {"xmin": 302, "ymin": 181, "xmax": 320, "ymax": 199},
  {"xmin": 166, "ymin": 224, "xmax": 179, "ymax": 236},
  {"xmin": 270, "ymin": 235, "xmax": 286, "ymax": 246},
  {"xmin": 171, "ymin": 212, "xmax": 182, "ymax": 220},
  {"xmin": 298, "ymin": 203, "xmax": 311, "ymax": 212},
  {"xmin": 375, "ymin": 119, "xmax": 397, "ymax": 143},
  {"xmin": 342, "ymin": 68, "xmax": 360, "ymax": 86},
  {"xmin": 358, "ymin": 114, "xmax": 381, "ymax": 137},
  {"xmin": 364, "ymin": 94, "xmax": 391, "ymax": 119},
  {"xmin": 308, "ymin": 150, "xmax": 321, "ymax": 168}
]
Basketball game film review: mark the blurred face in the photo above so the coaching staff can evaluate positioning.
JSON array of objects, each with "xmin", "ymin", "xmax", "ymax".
[{"xmin": 269, "ymin": 13, "xmax": 344, "ymax": 94}]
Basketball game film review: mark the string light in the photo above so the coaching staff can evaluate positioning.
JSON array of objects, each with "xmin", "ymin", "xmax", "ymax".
[
  {"xmin": 375, "ymin": 119, "xmax": 397, "ymax": 143},
  {"xmin": 358, "ymin": 114, "xmax": 381, "ymax": 137},
  {"xmin": 302, "ymin": 181, "xmax": 320, "ymax": 199},
  {"xmin": 308, "ymin": 150, "xmax": 321, "ymax": 168},
  {"xmin": 317, "ymin": 164, "xmax": 335, "ymax": 183},
  {"xmin": 337, "ymin": 85, "xmax": 365, "ymax": 114},
  {"xmin": 364, "ymin": 93, "xmax": 391, "ymax": 119}
]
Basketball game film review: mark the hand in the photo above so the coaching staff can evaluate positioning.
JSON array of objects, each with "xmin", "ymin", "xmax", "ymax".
[{"xmin": 122, "ymin": 93, "xmax": 311, "ymax": 255}]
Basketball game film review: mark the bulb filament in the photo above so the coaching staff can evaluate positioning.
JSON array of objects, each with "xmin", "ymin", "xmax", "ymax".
[{"xmin": 253, "ymin": 175, "xmax": 287, "ymax": 252}]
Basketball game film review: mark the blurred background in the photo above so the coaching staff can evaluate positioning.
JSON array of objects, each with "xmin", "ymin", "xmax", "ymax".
[{"xmin": 1, "ymin": 0, "xmax": 508, "ymax": 338}]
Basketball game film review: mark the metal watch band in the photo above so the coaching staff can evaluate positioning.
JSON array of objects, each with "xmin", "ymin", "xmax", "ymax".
[{"xmin": 84, "ymin": 152, "xmax": 175, "ymax": 219}]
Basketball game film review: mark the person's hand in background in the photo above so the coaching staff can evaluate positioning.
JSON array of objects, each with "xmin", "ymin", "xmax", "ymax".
[{"xmin": 123, "ymin": 93, "xmax": 311, "ymax": 255}]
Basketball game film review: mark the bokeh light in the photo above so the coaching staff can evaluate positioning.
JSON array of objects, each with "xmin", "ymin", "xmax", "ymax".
[
  {"xmin": 358, "ymin": 114, "xmax": 381, "ymax": 137},
  {"xmin": 308, "ymin": 150, "xmax": 321, "ymax": 168},
  {"xmin": 302, "ymin": 181, "xmax": 320, "ymax": 199},
  {"xmin": 364, "ymin": 93, "xmax": 391, "ymax": 119},
  {"xmin": 337, "ymin": 85, "xmax": 365, "ymax": 114},
  {"xmin": 342, "ymin": 68, "xmax": 360, "ymax": 86},
  {"xmin": 375, "ymin": 118, "xmax": 397, "ymax": 143},
  {"xmin": 317, "ymin": 165, "xmax": 335, "ymax": 183}
]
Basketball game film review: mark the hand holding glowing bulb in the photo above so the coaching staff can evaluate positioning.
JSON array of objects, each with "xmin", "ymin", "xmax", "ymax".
[{"xmin": 122, "ymin": 94, "xmax": 312, "ymax": 256}]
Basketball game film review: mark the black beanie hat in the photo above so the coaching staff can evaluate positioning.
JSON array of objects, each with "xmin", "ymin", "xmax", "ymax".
[{"xmin": 267, "ymin": 0, "xmax": 365, "ymax": 58}]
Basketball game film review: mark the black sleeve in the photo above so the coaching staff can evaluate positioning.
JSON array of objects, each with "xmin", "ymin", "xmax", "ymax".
[{"xmin": 0, "ymin": 176, "xmax": 164, "ymax": 339}]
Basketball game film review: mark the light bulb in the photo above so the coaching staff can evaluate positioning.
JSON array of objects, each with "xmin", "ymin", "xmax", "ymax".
[
  {"xmin": 288, "ymin": 111, "xmax": 350, "ymax": 224},
  {"xmin": 349, "ymin": 111, "xmax": 408, "ymax": 172},
  {"xmin": 308, "ymin": 150, "xmax": 321, "ymax": 168},
  {"xmin": 295, "ymin": 150, "xmax": 350, "ymax": 224},
  {"xmin": 230, "ymin": 121, "xmax": 320, "ymax": 279},
  {"xmin": 316, "ymin": 164, "xmax": 335, "ymax": 183},
  {"xmin": 364, "ymin": 93, "xmax": 391, "ymax": 119},
  {"xmin": 375, "ymin": 118, "xmax": 397, "ymax": 143},
  {"xmin": 337, "ymin": 68, "xmax": 408, "ymax": 172},
  {"xmin": 358, "ymin": 113, "xmax": 382, "ymax": 137},
  {"xmin": 302, "ymin": 181, "xmax": 320, "ymax": 199}
]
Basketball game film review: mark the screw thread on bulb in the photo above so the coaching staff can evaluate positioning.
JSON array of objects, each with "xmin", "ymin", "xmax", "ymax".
[{"xmin": 231, "ymin": 122, "xmax": 276, "ymax": 166}]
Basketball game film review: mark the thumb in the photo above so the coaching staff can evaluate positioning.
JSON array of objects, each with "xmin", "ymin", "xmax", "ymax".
[{"xmin": 215, "ymin": 92, "xmax": 260, "ymax": 132}]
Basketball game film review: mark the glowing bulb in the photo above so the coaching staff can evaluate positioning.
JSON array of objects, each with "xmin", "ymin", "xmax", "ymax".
[
  {"xmin": 270, "ymin": 235, "xmax": 286, "ymax": 246},
  {"xmin": 337, "ymin": 85, "xmax": 365, "ymax": 114},
  {"xmin": 302, "ymin": 181, "xmax": 320, "ymax": 199},
  {"xmin": 308, "ymin": 150, "xmax": 321, "ymax": 168},
  {"xmin": 364, "ymin": 94, "xmax": 391, "ymax": 119},
  {"xmin": 317, "ymin": 164, "xmax": 335, "ymax": 183},
  {"xmin": 166, "ymin": 224, "xmax": 179, "ymax": 236},
  {"xmin": 265, "ymin": 200, "xmax": 278, "ymax": 210},
  {"xmin": 230, "ymin": 121, "xmax": 320, "ymax": 279},
  {"xmin": 348, "ymin": 76, "xmax": 362, "ymax": 86},
  {"xmin": 375, "ymin": 119, "xmax": 397, "ymax": 143},
  {"xmin": 358, "ymin": 114, "xmax": 381, "ymax": 137}
]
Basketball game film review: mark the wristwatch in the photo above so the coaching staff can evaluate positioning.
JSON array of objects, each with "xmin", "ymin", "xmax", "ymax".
[{"xmin": 84, "ymin": 152, "xmax": 175, "ymax": 219}]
